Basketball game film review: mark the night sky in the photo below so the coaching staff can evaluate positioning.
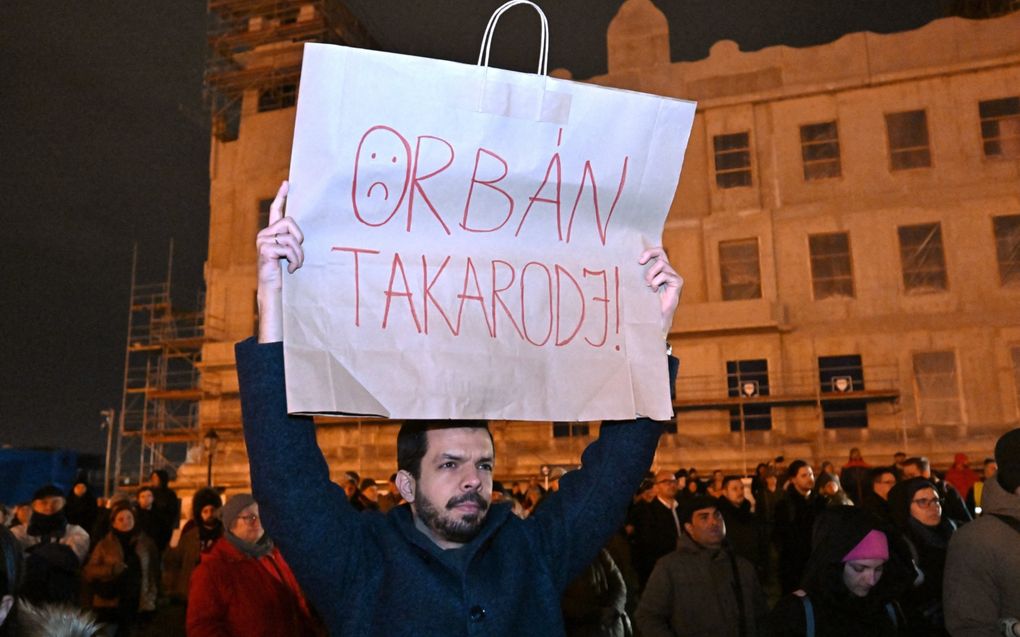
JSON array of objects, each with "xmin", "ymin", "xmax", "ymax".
[{"xmin": 0, "ymin": 1, "xmax": 953, "ymax": 456}]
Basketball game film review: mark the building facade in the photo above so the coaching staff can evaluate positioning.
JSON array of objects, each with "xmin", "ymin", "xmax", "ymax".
[{"xmin": 181, "ymin": 1, "xmax": 1020, "ymax": 489}]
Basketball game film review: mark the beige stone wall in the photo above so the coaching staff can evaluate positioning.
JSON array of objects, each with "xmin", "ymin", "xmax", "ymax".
[
  {"xmin": 188, "ymin": 5, "xmax": 1020, "ymax": 492},
  {"xmin": 596, "ymin": 2, "xmax": 1020, "ymax": 472}
]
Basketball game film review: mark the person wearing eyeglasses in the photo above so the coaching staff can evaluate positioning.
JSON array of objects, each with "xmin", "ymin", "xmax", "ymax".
[
  {"xmin": 629, "ymin": 470, "xmax": 683, "ymax": 590},
  {"xmin": 186, "ymin": 494, "xmax": 322, "ymax": 637},
  {"xmin": 889, "ymin": 477, "xmax": 957, "ymax": 636}
]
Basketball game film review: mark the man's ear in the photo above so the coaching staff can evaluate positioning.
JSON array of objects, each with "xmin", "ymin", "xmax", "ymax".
[
  {"xmin": 682, "ymin": 522, "xmax": 692, "ymax": 537},
  {"xmin": 396, "ymin": 470, "xmax": 417, "ymax": 504}
]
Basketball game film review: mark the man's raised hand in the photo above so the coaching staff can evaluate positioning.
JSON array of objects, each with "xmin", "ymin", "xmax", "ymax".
[
  {"xmin": 638, "ymin": 247, "xmax": 683, "ymax": 337},
  {"xmin": 255, "ymin": 181, "xmax": 305, "ymax": 342}
]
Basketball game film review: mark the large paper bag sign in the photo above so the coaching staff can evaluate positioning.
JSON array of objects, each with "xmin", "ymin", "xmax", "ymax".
[{"xmin": 283, "ymin": 0, "xmax": 696, "ymax": 422}]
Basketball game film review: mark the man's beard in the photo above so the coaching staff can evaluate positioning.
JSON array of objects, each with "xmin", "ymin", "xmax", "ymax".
[{"xmin": 416, "ymin": 491, "xmax": 490, "ymax": 544}]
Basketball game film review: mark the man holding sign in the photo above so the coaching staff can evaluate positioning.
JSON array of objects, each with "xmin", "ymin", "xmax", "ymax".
[{"xmin": 236, "ymin": 180, "xmax": 681, "ymax": 636}]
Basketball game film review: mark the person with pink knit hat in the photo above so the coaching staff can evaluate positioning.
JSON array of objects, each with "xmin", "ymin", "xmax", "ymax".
[{"xmin": 768, "ymin": 507, "xmax": 915, "ymax": 636}]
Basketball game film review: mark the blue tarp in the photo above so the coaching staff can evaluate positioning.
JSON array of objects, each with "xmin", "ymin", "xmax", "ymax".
[{"xmin": 0, "ymin": 449, "xmax": 78, "ymax": 505}]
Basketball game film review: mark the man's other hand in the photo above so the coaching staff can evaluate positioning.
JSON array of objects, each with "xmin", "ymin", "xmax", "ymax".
[{"xmin": 638, "ymin": 247, "xmax": 683, "ymax": 337}]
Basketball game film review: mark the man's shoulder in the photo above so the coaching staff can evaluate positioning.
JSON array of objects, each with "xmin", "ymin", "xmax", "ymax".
[{"xmin": 953, "ymin": 512, "xmax": 1020, "ymax": 546}]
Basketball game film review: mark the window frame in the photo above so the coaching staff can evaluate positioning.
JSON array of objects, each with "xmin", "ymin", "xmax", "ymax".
[
  {"xmin": 800, "ymin": 121, "xmax": 842, "ymax": 181},
  {"xmin": 897, "ymin": 222, "xmax": 949, "ymax": 295},
  {"xmin": 713, "ymin": 131, "xmax": 753, "ymax": 189},
  {"xmin": 911, "ymin": 350, "xmax": 964, "ymax": 425},
  {"xmin": 992, "ymin": 214, "xmax": 1020, "ymax": 287},
  {"xmin": 808, "ymin": 232, "xmax": 855, "ymax": 300},
  {"xmin": 885, "ymin": 109, "xmax": 932, "ymax": 171},
  {"xmin": 726, "ymin": 359, "xmax": 772, "ymax": 432},
  {"xmin": 718, "ymin": 238, "xmax": 763, "ymax": 301},
  {"xmin": 552, "ymin": 422, "xmax": 590, "ymax": 439},
  {"xmin": 978, "ymin": 96, "xmax": 1020, "ymax": 160}
]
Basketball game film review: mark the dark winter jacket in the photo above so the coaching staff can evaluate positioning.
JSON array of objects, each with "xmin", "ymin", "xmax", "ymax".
[
  {"xmin": 561, "ymin": 549, "xmax": 629, "ymax": 637},
  {"xmin": 64, "ymin": 485, "xmax": 99, "ymax": 533},
  {"xmin": 235, "ymin": 338, "xmax": 668, "ymax": 637},
  {"xmin": 628, "ymin": 498, "xmax": 681, "ymax": 588},
  {"xmin": 773, "ymin": 485, "xmax": 824, "ymax": 593},
  {"xmin": 716, "ymin": 496, "xmax": 767, "ymax": 577},
  {"xmin": 768, "ymin": 507, "xmax": 913, "ymax": 637},
  {"xmin": 889, "ymin": 477, "xmax": 955, "ymax": 636},
  {"xmin": 636, "ymin": 533, "xmax": 766, "ymax": 637}
]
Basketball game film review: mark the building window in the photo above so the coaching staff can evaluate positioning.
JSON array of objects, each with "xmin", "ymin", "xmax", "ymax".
[
  {"xmin": 819, "ymin": 355, "xmax": 867, "ymax": 428},
  {"xmin": 979, "ymin": 96, "xmax": 1020, "ymax": 159},
  {"xmin": 912, "ymin": 351, "xmax": 962, "ymax": 424},
  {"xmin": 727, "ymin": 359, "xmax": 771, "ymax": 431},
  {"xmin": 257, "ymin": 197, "xmax": 273, "ymax": 234},
  {"xmin": 809, "ymin": 232, "xmax": 854, "ymax": 299},
  {"xmin": 719, "ymin": 239, "xmax": 762, "ymax": 301},
  {"xmin": 800, "ymin": 121, "xmax": 841, "ymax": 180},
  {"xmin": 258, "ymin": 83, "xmax": 297, "ymax": 112},
  {"xmin": 898, "ymin": 223, "xmax": 948, "ymax": 294},
  {"xmin": 552, "ymin": 422, "xmax": 590, "ymax": 438},
  {"xmin": 713, "ymin": 132, "xmax": 752, "ymax": 189},
  {"xmin": 886, "ymin": 110, "xmax": 931, "ymax": 170},
  {"xmin": 993, "ymin": 214, "xmax": 1020, "ymax": 286}
]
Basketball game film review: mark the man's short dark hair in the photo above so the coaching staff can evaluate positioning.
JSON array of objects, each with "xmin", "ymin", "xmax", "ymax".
[
  {"xmin": 679, "ymin": 495, "xmax": 718, "ymax": 526},
  {"xmin": 721, "ymin": 475, "xmax": 743, "ymax": 489},
  {"xmin": 397, "ymin": 420, "xmax": 491, "ymax": 479},
  {"xmin": 903, "ymin": 456, "xmax": 930, "ymax": 472},
  {"xmin": 787, "ymin": 459, "xmax": 809, "ymax": 479},
  {"xmin": 871, "ymin": 466, "xmax": 897, "ymax": 483}
]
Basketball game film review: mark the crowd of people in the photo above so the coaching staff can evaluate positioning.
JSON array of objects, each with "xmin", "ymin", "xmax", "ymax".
[
  {"xmin": 2, "ymin": 182, "xmax": 1018, "ymax": 636},
  {"xmin": 2, "ymin": 440, "xmax": 1018, "ymax": 636},
  {"xmin": 0, "ymin": 469, "xmax": 327, "ymax": 636}
]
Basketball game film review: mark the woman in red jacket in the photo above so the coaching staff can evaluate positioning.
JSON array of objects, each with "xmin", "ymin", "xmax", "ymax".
[{"xmin": 186, "ymin": 494, "xmax": 322, "ymax": 637}]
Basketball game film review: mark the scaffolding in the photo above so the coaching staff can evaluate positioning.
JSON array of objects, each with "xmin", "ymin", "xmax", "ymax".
[
  {"xmin": 205, "ymin": 0, "xmax": 374, "ymax": 141},
  {"xmin": 113, "ymin": 243, "xmax": 206, "ymax": 485}
]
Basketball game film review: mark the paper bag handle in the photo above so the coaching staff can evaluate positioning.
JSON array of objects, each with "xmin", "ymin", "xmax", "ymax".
[{"xmin": 477, "ymin": 1, "xmax": 549, "ymax": 76}]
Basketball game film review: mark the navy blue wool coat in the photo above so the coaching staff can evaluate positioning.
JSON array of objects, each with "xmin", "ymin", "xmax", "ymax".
[{"xmin": 236, "ymin": 338, "xmax": 668, "ymax": 636}]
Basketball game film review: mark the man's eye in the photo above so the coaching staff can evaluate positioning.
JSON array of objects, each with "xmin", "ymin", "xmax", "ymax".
[
  {"xmin": 440, "ymin": 462, "xmax": 456, "ymax": 469},
  {"xmin": 479, "ymin": 463, "xmax": 493, "ymax": 472}
]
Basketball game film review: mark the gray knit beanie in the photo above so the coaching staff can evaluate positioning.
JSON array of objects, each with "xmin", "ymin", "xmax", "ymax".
[{"xmin": 221, "ymin": 493, "xmax": 256, "ymax": 530}]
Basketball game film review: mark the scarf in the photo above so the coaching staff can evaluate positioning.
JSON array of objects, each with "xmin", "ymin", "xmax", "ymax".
[
  {"xmin": 26, "ymin": 511, "xmax": 67, "ymax": 540},
  {"xmin": 198, "ymin": 519, "xmax": 224, "ymax": 551},
  {"xmin": 225, "ymin": 531, "xmax": 274, "ymax": 558}
]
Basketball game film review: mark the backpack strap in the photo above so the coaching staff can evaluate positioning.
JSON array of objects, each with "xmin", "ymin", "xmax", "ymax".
[
  {"xmin": 793, "ymin": 590, "xmax": 814, "ymax": 637},
  {"xmin": 885, "ymin": 602, "xmax": 899, "ymax": 628}
]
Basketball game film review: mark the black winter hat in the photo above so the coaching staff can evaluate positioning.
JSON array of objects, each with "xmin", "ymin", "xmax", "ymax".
[
  {"xmin": 32, "ymin": 485, "xmax": 64, "ymax": 501},
  {"xmin": 191, "ymin": 487, "xmax": 223, "ymax": 520},
  {"xmin": 995, "ymin": 428, "xmax": 1020, "ymax": 493}
]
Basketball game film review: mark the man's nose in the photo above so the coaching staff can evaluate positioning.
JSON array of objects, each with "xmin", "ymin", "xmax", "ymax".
[{"xmin": 461, "ymin": 466, "xmax": 482, "ymax": 490}]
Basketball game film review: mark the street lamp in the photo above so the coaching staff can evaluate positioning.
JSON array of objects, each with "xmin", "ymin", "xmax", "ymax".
[
  {"xmin": 100, "ymin": 408, "xmax": 115, "ymax": 501},
  {"xmin": 203, "ymin": 429, "xmax": 220, "ymax": 486}
]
